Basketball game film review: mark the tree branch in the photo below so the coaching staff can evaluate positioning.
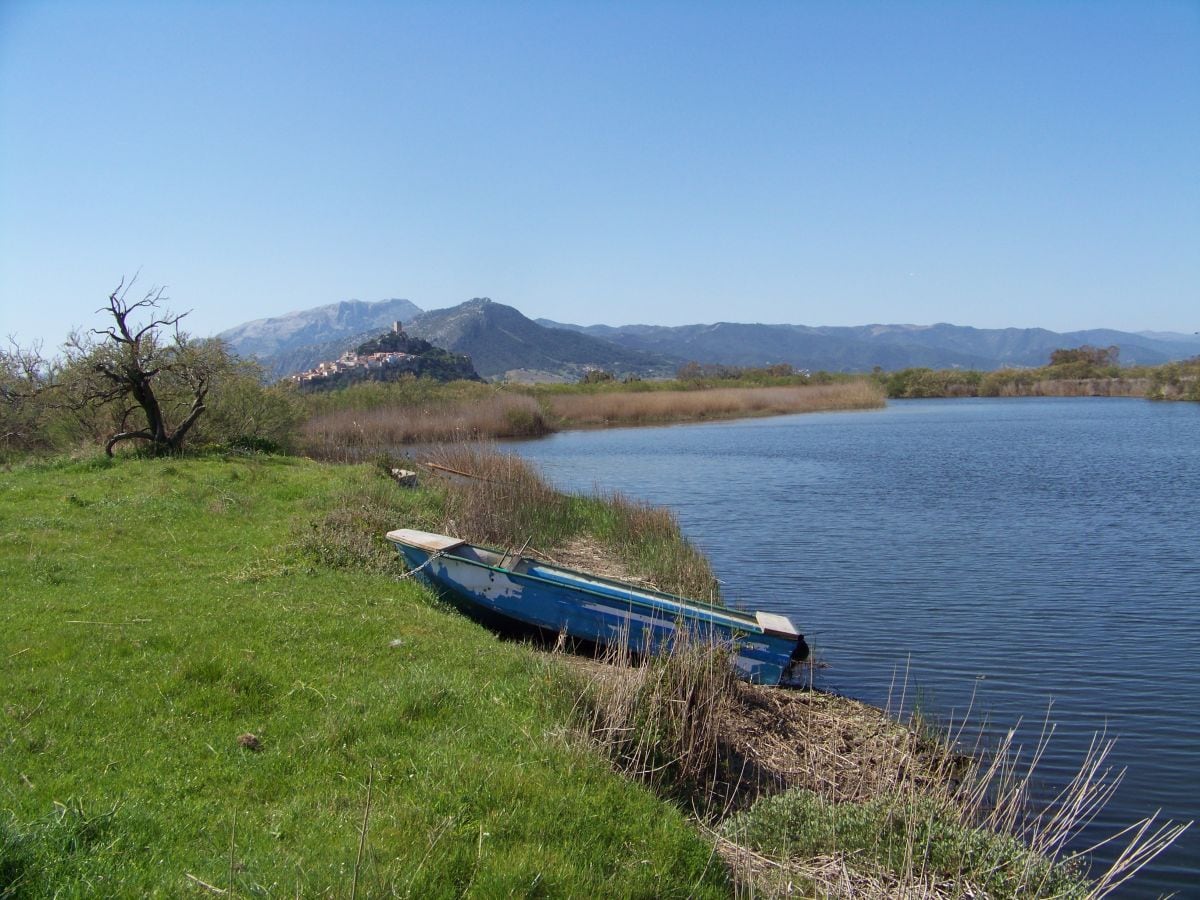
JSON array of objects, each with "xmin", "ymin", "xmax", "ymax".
[
  {"xmin": 105, "ymin": 429, "xmax": 154, "ymax": 457},
  {"xmin": 170, "ymin": 401, "xmax": 208, "ymax": 449}
]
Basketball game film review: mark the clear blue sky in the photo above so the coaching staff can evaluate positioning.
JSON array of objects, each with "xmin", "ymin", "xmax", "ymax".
[{"xmin": 1, "ymin": 0, "xmax": 1197, "ymax": 347}]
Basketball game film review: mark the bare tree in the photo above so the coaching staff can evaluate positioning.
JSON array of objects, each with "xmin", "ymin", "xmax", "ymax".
[
  {"xmin": 1, "ymin": 337, "xmax": 52, "ymax": 451},
  {"xmin": 65, "ymin": 279, "xmax": 229, "ymax": 456}
]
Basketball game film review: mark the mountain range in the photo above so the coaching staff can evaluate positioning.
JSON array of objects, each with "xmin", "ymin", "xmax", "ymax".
[
  {"xmin": 218, "ymin": 298, "xmax": 1200, "ymax": 382},
  {"xmin": 537, "ymin": 320, "xmax": 1200, "ymax": 371}
]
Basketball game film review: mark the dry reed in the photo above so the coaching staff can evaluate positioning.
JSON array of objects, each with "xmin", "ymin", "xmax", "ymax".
[
  {"xmin": 299, "ymin": 380, "xmax": 885, "ymax": 459},
  {"xmin": 570, "ymin": 630, "xmax": 744, "ymax": 810},
  {"xmin": 301, "ymin": 394, "xmax": 550, "ymax": 460},
  {"xmin": 545, "ymin": 381, "xmax": 885, "ymax": 426}
]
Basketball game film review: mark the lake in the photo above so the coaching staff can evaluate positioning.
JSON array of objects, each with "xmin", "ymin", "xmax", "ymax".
[{"xmin": 507, "ymin": 397, "xmax": 1199, "ymax": 897}]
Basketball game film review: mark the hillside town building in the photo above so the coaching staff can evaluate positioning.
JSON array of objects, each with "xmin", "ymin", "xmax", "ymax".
[{"xmin": 290, "ymin": 321, "xmax": 411, "ymax": 383}]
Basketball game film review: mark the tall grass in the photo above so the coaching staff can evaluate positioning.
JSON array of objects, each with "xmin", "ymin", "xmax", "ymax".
[
  {"xmin": 545, "ymin": 381, "xmax": 884, "ymax": 426},
  {"xmin": 570, "ymin": 632, "xmax": 745, "ymax": 810},
  {"xmin": 301, "ymin": 394, "xmax": 550, "ymax": 460},
  {"xmin": 884, "ymin": 367, "xmax": 1157, "ymax": 399},
  {"xmin": 719, "ymin": 677, "xmax": 1191, "ymax": 897},
  {"xmin": 298, "ymin": 380, "xmax": 885, "ymax": 458},
  {"xmin": 425, "ymin": 444, "xmax": 720, "ymax": 600}
]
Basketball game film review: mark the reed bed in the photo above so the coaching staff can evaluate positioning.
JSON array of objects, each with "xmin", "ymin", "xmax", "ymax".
[
  {"xmin": 300, "ymin": 393, "xmax": 550, "ymax": 460},
  {"xmin": 570, "ymin": 641, "xmax": 1188, "ymax": 898},
  {"xmin": 298, "ymin": 380, "xmax": 885, "ymax": 459},
  {"xmin": 545, "ymin": 381, "xmax": 885, "ymax": 426}
]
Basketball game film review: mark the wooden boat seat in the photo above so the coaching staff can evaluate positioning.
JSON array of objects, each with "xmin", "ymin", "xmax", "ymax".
[{"xmin": 386, "ymin": 528, "xmax": 466, "ymax": 554}]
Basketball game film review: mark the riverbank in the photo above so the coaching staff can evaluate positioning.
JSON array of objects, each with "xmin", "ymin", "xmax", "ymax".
[
  {"xmin": 299, "ymin": 377, "xmax": 885, "ymax": 460},
  {"xmin": 881, "ymin": 358, "xmax": 1199, "ymax": 401},
  {"xmin": 0, "ymin": 450, "xmax": 1181, "ymax": 896}
]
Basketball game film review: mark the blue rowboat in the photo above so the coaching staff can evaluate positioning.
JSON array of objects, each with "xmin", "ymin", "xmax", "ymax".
[{"xmin": 386, "ymin": 528, "xmax": 809, "ymax": 685}]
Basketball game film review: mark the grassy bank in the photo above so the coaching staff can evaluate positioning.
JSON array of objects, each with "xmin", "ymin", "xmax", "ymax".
[
  {"xmin": 0, "ymin": 454, "xmax": 727, "ymax": 897},
  {"xmin": 300, "ymin": 378, "xmax": 885, "ymax": 459}
]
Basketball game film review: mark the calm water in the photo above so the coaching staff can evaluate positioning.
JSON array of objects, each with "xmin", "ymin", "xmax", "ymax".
[{"xmin": 508, "ymin": 398, "xmax": 1200, "ymax": 897}]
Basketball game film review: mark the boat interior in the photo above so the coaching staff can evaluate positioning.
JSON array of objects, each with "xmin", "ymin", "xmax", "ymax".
[
  {"xmin": 391, "ymin": 529, "xmax": 766, "ymax": 628},
  {"xmin": 450, "ymin": 544, "xmax": 762, "ymax": 626}
]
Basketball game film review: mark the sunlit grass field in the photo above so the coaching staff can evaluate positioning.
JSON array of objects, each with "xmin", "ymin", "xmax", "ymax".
[{"xmin": 0, "ymin": 455, "xmax": 727, "ymax": 897}]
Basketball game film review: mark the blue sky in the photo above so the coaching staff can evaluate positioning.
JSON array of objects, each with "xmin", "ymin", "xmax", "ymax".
[{"xmin": 1, "ymin": 1, "xmax": 1196, "ymax": 347}]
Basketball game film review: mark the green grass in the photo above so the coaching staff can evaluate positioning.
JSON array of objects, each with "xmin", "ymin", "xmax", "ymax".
[
  {"xmin": 720, "ymin": 789, "xmax": 1090, "ymax": 898},
  {"xmin": 0, "ymin": 455, "xmax": 728, "ymax": 897}
]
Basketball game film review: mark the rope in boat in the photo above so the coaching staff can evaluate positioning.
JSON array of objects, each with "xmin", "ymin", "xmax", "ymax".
[{"xmin": 394, "ymin": 550, "xmax": 446, "ymax": 580}]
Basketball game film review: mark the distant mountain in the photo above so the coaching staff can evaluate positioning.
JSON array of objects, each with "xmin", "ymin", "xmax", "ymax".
[
  {"xmin": 1138, "ymin": 330, "xmax": 1200, "ymax": 345},
  {"xmin": 538, "ymin": 319, "xmax": 1200, "ymax": 371},
  {"xmin": 217, "ymin": 294, "xmax": 1200, "ymax": 383},
  {"xmin": 220, "ymin": 298, "xmax": 423, "ymax": 378},
  {"xmin": 536, "ymin": 320, "xmax": 990, "ymax": 370},
  {"xmin": 405, "ymin": 299, "xmax": 677, "ymax": 380}
]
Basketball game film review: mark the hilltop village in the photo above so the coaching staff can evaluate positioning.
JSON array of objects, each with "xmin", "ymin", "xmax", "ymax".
[{"xmin": 289, "ymin": 321, "xmax": 480, "ymax": 389}]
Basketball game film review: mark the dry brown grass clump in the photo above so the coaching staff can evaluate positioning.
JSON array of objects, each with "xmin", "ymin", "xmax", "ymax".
[
  {"xmin": 570, "ymin": 635, "xmax": 744, "ymax": 810},
  {"xmin": 572, "ymin": 649, "xmax": 953, "ymax": 817},
  {"xmin": 546, "ymin": 381, "xmax": 885, "ymax": 427},
  {"xmin": 426, "ymin": 443, "xmax": 566, "ymax": 546}
]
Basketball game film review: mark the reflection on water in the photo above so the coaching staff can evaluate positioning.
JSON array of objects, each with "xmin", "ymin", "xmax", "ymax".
[{"xmin": 508, "ymin": 397, "xmax": 1200, "ymax": 897}]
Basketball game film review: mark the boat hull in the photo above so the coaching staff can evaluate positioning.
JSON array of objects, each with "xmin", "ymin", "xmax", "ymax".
[{"xmin": 388, "ymin": 529, "xmax": 807, "ymax": 685}]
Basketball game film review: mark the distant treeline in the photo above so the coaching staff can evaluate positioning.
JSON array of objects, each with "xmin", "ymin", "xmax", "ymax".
[
  {"xmin": 555, "ymin": 360, "xmax": 853, "ymax": 390},
  {"xmin": 878, "ymin": 346, "xmax": 1200, "ymax": 402}
]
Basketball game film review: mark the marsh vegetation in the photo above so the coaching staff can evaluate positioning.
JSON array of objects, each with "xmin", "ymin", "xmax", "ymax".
[{"xmin": 299, "ymin": 377, "xmax": 885, "ymax": 460}]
